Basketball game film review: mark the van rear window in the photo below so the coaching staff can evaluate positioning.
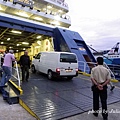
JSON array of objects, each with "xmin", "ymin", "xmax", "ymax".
[{"xmin": 60, "ymin": 53, "xmax": 77, "ymax": 63}]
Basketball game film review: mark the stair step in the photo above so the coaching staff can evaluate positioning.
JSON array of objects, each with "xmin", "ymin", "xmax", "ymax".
[
  {"xmin": 6, "ymin": 96, "xmax": 19, "ymax": 105},
  {"xmin": 3, "ymin": 83, "xmax": 20, "ymax": 105}
]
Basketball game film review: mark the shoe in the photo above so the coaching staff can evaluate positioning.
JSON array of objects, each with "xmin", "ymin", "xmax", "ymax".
[
  {"xmin": 93, "ymin": 113, "xmax": 98, "ymax": 117},
  {"xmin": 3, "ymin": 92, "xmax": 9, "ymax": 100},
  {"xmin": 110, "ymin": 86, "xmax": 115, "ymax": 91},
  {"xmin": 3, "ymin": 96, "xmax": 8, "ymax": 100}
]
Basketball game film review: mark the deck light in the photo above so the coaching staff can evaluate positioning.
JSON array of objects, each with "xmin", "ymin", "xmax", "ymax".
[
  {"xmin": 7, "ymin": 38, "xmax": 10, "ymax": 41},
  {"xmin": 22, "ymin": 42, "xmax": 29, "ymax": 45},
  {"xmin": 16, "ymin": 12, "xmax": 29, "ymax": 18},
  {"xmin": 11, "ymin": 30, "xmax": 22, "ymax": 34},
  {"xmin": 51, "ymin": 21, "xmax": 60, "ymax": 26},
  {"xmin": 0, "ymin": 6, "xmax": 3, "ymax": 11},
  {"xmin": 36, "ymin": 36, "xmax": 41, "ymax": 39},
  {"xmin": 34, "ymin": 17, "xmax": 43, "ymax": 21},
  {"xmin": 47, "ymin": 6, "xmax": 52, "ymax": 9},
  {"xmin": 17, "ymin": 44, "xmax": 20, "ymax": 46},
  {"xmin": 58, "ymin": 10, "xmax": 62, "ymax": 13}
]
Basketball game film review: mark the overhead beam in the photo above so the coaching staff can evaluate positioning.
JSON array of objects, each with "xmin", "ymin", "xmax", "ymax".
[{"xmin": 0, "ymin": 28, "xmax": 9, "ymax": 37}]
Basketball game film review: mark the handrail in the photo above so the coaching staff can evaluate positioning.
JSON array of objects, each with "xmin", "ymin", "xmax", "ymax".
[
  {"xmin": 78, "ymin": 60, "xmax": 116, "ymax": 79},
  {"xmin": 103, "ymin": 62, "xmax": 115, "ymax": 79},
  {"xmin": 50, "ymin": 0, "xmax": 68, "ymax": 8},
  {"xmin": 78, "ymin": 61, "xmax": 86, "ymax": 72},
  {"xmin": 0, "ymin": 54, "xmax": 21, "ymax": 88},
  {"xmin": 12, "ymin": 61, "xmax": 21, "ymax": 88}
]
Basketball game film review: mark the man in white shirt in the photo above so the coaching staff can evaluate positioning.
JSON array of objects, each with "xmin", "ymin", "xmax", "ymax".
[{"xmin": 91, "ymin": 57, "xmax": 111, "ymax": 120}]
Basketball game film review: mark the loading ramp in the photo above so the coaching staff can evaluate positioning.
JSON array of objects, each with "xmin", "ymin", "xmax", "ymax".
[{"xmin": 17, "ymin": 73, "xmax": 120, "ymax": 120}]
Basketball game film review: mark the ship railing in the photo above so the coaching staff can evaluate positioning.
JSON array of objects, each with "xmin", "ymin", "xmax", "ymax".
[
  {"xmin": 11, "ymin": 61, "xmax": 21, "ymax": 88},
  {"xmin": 3, "ymin": 0, "xmax": 70, "ymax": 21},
  {"xmin": 50, "ymin": 0, "xmax": 68, "ymax": 8},
  {"xmin": 78, "ymin": 61, "xmax": 116, "ymax": 79},
  {"xmin": 103, "ymin": 62, "xmax": 116, "ymax": 79},
  {"xmin": 106, "ymin": 64, "xmax": 120, "ymax": 79},
  {"xmin": 78, "ymin": 61, "xmax": 97, "ymax": 73}
]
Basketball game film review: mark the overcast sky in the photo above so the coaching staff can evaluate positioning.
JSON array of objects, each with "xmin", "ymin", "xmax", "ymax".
[{"xmin": 65, "ymin": 0, "xmax": 120, "ymax": 50}]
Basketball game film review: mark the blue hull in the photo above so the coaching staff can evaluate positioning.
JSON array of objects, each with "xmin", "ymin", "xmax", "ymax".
[
  {"xmin": 104, "ymin": 58, "xmax": 120, "ymax": 65},
  {"xmin": 104, "ymin": 58, "xmax": 120, "ymax": 80}
]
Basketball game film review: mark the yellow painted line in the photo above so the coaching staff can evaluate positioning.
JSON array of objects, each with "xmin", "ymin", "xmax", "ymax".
[
  {"xmin": 78, "ymin": 71, "xmax": 119, "ymax": 82},
  {"xmin": 78, "ymin": 71, "xmax": 90, "ymax": 77},
  {"xmin": 111, "ymin": 79, "xmax": 119, "ymax": 83},
  {"xmin": 19, "ymin": 99, "xmax": 40, "ymax": 120},
  {"xmin": 9, "ymin": 80, "xmax": 23, "ymax": 95}
]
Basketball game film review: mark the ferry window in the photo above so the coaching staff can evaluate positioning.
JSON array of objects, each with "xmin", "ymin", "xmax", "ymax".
[{"xmin": 60, "ymin": 53, "xmax": 77, "ymax": 63}]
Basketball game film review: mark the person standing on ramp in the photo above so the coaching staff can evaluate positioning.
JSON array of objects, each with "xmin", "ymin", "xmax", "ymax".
[
  {"xmin": 19, "ymin": 51, "xmax": 30, "ymax": 82},
  {"xmin": 91, "ymin": 57, "xmax": 111, "ymax": 120}
]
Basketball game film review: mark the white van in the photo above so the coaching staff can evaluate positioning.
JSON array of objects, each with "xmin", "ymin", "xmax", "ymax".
[{"xmin": 31, "ymin": 52, "xmax": 78, "ymax": 80}]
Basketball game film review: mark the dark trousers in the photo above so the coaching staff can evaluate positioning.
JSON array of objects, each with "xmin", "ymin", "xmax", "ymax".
[
  {"xmin": 0, "ymin": 66, "xmax": 12, "ymax": 98},
  {"xmin": 21, "ymin": 66, "xmax": 29, "ymax": 81},
  {"xmin": 92, "ymin": 85, "xmax": 108, "ymax": 119}
]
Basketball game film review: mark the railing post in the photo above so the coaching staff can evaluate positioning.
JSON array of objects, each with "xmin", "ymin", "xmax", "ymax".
[
  {"xmin": 15, "ymin": 61, "xmax": 21, "ymax": 88},
  {"xmin": 84, "ymin": 62, "xmax": 86, "ymax": 73}
]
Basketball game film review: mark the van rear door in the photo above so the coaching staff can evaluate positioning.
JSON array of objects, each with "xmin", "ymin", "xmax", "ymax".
[{"xmin": 58, "ymin": 53, "xmax": 78, "ymax": 76}]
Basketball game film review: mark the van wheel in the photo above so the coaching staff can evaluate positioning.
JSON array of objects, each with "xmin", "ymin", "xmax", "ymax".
[
  {"xmin": 67, "ymin": 77, "xmax": 73, "ymax": 80},
  {"xmin": 31, "ymin": 65, "xmax": 36, "ymax": 73},
  {"xmin": 48, "ymin": 70, "xmax": 53, "ymax": 80}
]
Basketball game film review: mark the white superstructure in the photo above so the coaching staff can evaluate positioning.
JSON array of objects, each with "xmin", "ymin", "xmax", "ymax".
[{"xmin": 0, "ymin": 0, "xmax": 71, "ymax": 28}]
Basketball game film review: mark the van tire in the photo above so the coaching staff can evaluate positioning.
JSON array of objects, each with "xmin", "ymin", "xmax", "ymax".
[
  {"xmin": 48, "ymin": 70, "xmax": 53, "ymax": 80},
  {"xmin": 31, "ymin": 65, "xmax": 36, "ymax": 73},
  {"xmin": 67, "ymin": 77, "xmax": 73, "ymax": 80}
]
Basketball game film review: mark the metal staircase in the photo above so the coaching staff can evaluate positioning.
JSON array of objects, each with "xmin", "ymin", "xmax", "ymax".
[{"xmin": 0, "ymin": 60, "xmax": 22, "ymax": 104}]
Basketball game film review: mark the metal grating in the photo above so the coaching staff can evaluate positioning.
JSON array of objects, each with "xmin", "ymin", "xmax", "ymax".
[{"xmin": 20, "ymin": 74, "xmax": 120, "ymax": 120}]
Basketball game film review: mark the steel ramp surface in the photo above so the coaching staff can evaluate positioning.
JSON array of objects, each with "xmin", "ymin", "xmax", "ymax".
[{"xmin": 19, "ymin": 73, "xmax": 120, "ymax": 120}]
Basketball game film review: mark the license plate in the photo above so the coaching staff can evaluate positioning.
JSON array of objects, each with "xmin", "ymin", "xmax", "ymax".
[{"xmin": 66, "ymin": 69, "xmax": 72, "ymax": 72}]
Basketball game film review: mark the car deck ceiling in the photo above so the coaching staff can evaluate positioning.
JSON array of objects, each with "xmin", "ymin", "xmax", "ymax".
[{"xmin": 0, "ymin": 26, "xmax": 51, "ymax": 52}]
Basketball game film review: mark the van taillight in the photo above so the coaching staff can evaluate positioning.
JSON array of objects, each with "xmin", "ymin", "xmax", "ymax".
[
  {"xmin": 76, "ymin": 68, "xmax": 78, "ymax": 75},
  {"xmin": 76, "ymin": 68, "xmax": 78, "ymax": 72},
  {"xmin": 56, "ymin": 68, "xmax": 60, "ymax": 73}
]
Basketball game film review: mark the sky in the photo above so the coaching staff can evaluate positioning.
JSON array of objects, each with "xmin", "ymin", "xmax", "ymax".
[{"xmin": 65, "ymin": 0, "xmax": 120, "ymax": 51}]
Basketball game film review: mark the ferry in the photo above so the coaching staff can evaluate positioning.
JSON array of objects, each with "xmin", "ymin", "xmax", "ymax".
[
  {"xmin": 92, "ymin": 42, "xmax": 120, "ymax": 79},
  {"xmin": 104, "ymin": 42, "xmax": 120, "ymax": 65},
  {"xmin": 0, "ymin": 0, "xmax": 71, "ymax": 54},
  {"xmin": 0, "ymin": 0, "xmax": 96, "ymax": 72},
  {"xmin": 92, "ymin": 42, "xmax": 120, "ymax": 65}
]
